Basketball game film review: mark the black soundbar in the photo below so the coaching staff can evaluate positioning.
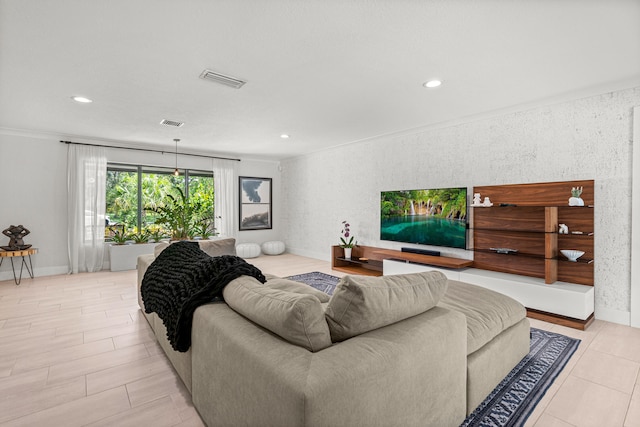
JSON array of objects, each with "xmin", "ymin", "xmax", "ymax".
[{"xmin": 401, "ymin": 247, "xmax": 441, "ymax": 257}]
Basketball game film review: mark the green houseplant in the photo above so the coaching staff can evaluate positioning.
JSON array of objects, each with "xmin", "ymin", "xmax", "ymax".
[
  {"xmin": 147, "ymin": 226, "xmax": 168, "ymax": 243},
  {"xmin": 110, "ymin": 229, "xmax": 130, "ymax": 245},
  {"xmin": 568, "ymin": 186, "xmax": 585, "ymax": 206},
  {"xmin": 146, "ymin": 187, "xmax": 210, "ymax": 241},
  {"xmin": 192, "ymin": 220, "xmax": 217, "ymax": 240},
  {"xmin": 130, "ymin": 229, "xmax": 150, "ymax": 244},
  {"xmin": 147, "ymin": 188, "xmax": 194, "ymax": 240}
]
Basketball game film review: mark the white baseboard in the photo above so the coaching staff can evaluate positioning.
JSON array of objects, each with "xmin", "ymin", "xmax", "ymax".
[
  {"xmin": 285, "ymin": 247, "xmax": 330, "ymax": 262},
  {"xmin": 595, "ymin": 306, "xmax": 630, "ymax": 326},
  {"xmin": 0, "ymin": 265, "xmax": 69, "ymax": 282}
]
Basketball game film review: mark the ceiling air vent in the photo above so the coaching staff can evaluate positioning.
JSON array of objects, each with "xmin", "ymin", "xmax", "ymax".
[
  {"xmin": 160, "ymin": 119, "xmax": 184, "ymax": 127},
  {"xmin": 199, "ymin": 69, "xmax": 246, "ymax": 89}
]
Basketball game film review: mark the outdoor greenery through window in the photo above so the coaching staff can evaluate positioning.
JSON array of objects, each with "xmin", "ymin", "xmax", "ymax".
[{"xmin": 105, "ymin": 164, "xmax": 215, "ymax": 242}]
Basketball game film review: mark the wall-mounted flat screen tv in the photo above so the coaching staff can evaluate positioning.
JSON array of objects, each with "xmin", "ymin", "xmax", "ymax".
[{"xmin": 380, "ymin": 187, "xmax": 467, "ymax": 249}]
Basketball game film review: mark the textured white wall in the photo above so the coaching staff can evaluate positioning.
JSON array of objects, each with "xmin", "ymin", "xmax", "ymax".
[
  {"xmin": 281, "ymin": 86, "xmax": 640, "ymax": 324},
  {"xmin": 631, "ymin": 106, "xmax": 640, "ymax": 328}
]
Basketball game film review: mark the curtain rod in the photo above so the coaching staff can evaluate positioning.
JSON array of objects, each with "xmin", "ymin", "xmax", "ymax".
[{"xmin": 59, "ymin": 140, "xmax": 241, "ymax": 162}]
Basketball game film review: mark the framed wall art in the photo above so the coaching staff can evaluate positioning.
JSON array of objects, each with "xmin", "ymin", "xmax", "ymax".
[{"xmin": 239, "ymin": 176, "xmax": 272, "ymax": 230}]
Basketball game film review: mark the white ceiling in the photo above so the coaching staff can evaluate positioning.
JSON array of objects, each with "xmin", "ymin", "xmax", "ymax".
[{"xmin": 1, "ymin": 1, "xmax": 639, "ymax": 161}]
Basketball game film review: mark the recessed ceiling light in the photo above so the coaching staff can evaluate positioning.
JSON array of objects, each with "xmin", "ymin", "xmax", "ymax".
[
  {"xmin": 423, "ymin": 80, "xmax": 442, "ymax": 88},
  {"xmin": 280, "ymin": 134, "xmax": 290, "ymax": 139},
  {"xmin": 71, "ymin": 96, "xmax": 93, "ymax": 103}
]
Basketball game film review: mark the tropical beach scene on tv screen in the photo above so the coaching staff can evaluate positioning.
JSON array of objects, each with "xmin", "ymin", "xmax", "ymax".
[{"xmin": 380, "ymin": 188, "xmax": 467, "ymax": 249}]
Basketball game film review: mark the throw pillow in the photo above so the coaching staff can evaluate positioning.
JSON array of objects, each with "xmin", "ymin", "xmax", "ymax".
[
  {"xmin": 153, "ymin": 241, "xmax": 170, "ymax": 257},
  {"xmin": 152, "ymin": 238, "xmax": 236, "ymax": 258},
  {"xmin": 325, "ymin": 271, "xmax": 449, "ymax": 342},
  {"xmin": 198, "ymin": 238, "xmax": 236, "ymax": 257},
  {"xmin": 223, "ymin": 276, "xmax": 332, "ymax": 352},
  {"xmin": 265, "ymin": 277, "xmax": 331, "ymax": 303}
]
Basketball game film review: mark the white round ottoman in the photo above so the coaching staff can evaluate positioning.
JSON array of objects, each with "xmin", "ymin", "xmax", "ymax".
[
  {"xmin": 261, "ymin": 240, "xmax": 285, "ymax": 255},
  {"xmin": 236, "ymin": 243, "xmax": 261, "ymax": 259}
]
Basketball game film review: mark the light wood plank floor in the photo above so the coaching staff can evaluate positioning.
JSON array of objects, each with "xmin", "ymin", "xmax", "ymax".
[{"xmin": 0, "ymin": 253, "xmax": 639, "ymax": 426}]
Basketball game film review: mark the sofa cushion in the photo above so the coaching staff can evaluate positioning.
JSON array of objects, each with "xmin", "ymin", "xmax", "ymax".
[
  {"xmin": 265, "ymin": 277, "xmax": 331, "ymax": 303},
  {"xmin": 154, "ymin": 241, "xmax": 170, "ymax": 257},
  {"xmin": 439, "ymin": 280, "xmax": 526, "ymax": 355},
  {"xmin": 152, "ymin": 238, "xmax": 236, "ymax": 258},
  {"xmin": 223, "ymin": 276, "xmax": 332, "ymax": 352},
  {"xmin": 198, "ymin": 238, "xmax": 236, "ymax": 257},
  {"xmin": 137, "ymin": 253, "xmax": 156, "ymax": 311},
  {"xmin": 325, "ymin": 271, "xmax": 449, "ymax": 342}
]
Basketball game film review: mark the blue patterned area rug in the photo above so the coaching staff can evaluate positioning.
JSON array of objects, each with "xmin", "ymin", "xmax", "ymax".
[
  {"xmin": 461, "ymin": 328, "xmax": 579, "ymax": 427},
  {"xmin": 286, "ymin": 271, "xmax": 340, "ymax": 295},
  {"xmin": 287, "ymin": 271, "xmax": 581, "ymax": 427}
]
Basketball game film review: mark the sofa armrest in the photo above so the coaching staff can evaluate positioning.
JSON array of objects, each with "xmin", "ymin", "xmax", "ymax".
[
  {"xmin": 304, "ymin": 307, "xmax": 467, "ymax": 427},
  {"xmin": 191, "ymin": 304, "xmax": 467, "ymax": 427},
  {"xmin": 136, "ymin": 253, "xmax": 155, "ymax": 311}
]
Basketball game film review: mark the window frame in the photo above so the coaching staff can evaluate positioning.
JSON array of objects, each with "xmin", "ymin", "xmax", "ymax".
[{"xmin": 106, "ymin": 163, "xmax": 214, "ymax": 235}]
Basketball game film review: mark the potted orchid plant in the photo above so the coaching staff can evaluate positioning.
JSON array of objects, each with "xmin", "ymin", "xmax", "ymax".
[{"xmin": 339, "ymin": 220, "xmax": 356, "ymax": 259}]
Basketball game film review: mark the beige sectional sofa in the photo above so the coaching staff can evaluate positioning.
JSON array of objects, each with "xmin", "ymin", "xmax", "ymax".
[{"xmin": 137, "ymin": 238, "xmax": 530, "ymax": 426}]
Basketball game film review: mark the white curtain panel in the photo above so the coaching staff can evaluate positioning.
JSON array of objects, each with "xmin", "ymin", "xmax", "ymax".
[
  {"xmin": 212, "ymin": 158, "xmax": 238, "ymax": 239},
  {"xmin": 67, "ymin": 145, "xmax": 107, "ymax": 273}
]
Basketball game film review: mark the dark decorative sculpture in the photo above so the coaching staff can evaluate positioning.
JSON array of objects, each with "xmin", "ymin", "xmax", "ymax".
[{"xmin": 1, "ymin": 224, "xmax": 32, "ymax": 250}]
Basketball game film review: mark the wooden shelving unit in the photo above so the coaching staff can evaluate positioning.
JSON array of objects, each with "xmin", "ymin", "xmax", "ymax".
[
  {"xmin": 472, "ymin": 206, "xmax": 594, "ymax": 285},
  {"xmin": 526, "ymin": 309, "xmax": 595, "ymax": 330},
  {"xmin": 472, "ymin": 180, "xmax": 595, "ymax": 329},
  {"xmin": 331, "ymin": 245, "xmax": 472, "ymax": 276},
  {"xmin": 472, "ymin": 180, "xmax": 594, "ymax": 286}
]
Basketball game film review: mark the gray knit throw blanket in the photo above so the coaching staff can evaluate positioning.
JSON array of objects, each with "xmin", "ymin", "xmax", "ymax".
[{"xmin": 141, "ymin": 241, "xmax": 266, "ymax": 352}]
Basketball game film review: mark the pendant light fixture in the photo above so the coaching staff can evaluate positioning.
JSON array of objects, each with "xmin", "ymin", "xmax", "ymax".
[{"xmin": 173, "ymin": 138, "xmax": 180, "ymax": 176}]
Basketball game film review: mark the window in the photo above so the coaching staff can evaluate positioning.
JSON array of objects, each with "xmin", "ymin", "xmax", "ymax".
[{"xmin": 105, "ymin": 164, "xmax": 214, "ymax": 239}]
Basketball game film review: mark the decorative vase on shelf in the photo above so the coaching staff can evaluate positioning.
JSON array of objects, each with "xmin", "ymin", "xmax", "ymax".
[
  {"xmin": 343, "ymin": 247, "xmax": 352, "ymax": 260},
  {"xmin": 568, "ymin": 186, "xmax": 584, "ymax": 206}
]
